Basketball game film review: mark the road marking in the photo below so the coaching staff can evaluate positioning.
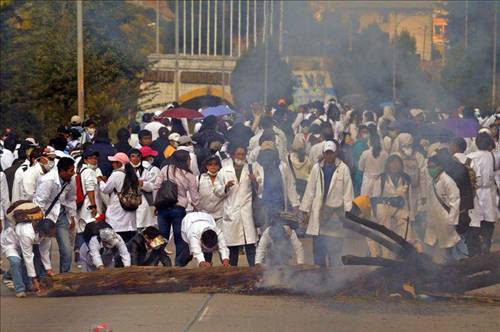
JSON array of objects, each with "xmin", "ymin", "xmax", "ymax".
[
  {"xmin": 182, "ymin": 294, "xmax": 214, "ymax": 332},
  {"xmin": 198, "ymin": 306, "xmax": 210, "ymax": 321}
]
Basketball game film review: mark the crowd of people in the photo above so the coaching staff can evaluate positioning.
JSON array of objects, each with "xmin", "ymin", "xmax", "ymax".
[{"xmin": 0, "ymin": 99, "xmax": 499, "ymax": 298}]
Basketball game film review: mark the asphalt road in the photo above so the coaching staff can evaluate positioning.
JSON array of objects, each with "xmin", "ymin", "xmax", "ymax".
[{"xmin": 1, "ymin": 232, "xmax": 500, "ymax": 331}]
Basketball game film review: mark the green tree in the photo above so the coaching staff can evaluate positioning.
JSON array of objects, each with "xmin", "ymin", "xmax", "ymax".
[
  {"xmin": 230, "ymin": 42, "xmax": 295, "ymax": 108},
  {"xmin": 0, "ymin": 1, "xmax": 162, "ymax": 142}
]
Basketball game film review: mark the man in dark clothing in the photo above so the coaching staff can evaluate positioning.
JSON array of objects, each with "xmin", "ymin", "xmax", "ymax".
[
  {"xmin": 435, "ymin": 148, "xmax": 476, "ymax": 254},
  {"xmin": 115, "ymin": 128, "xmax": 132, "ymax": 154},
  {"xmin": 150, "ymin": 126, "xmax": 170, "ymax": 167},
  {"xmin": 192, "ymin": 115, "xmax": 225, "ymax": 149},
  {"xmin": 90, "ymin": 127, "xmax": 116, "ymax": 178},
  {"xmin": 226, "ymin": 121, "xmax": 254, "ymax": 148},
  {"xmin": 127, "ymin": 227, "xmax": 172, "ymax": 266}
]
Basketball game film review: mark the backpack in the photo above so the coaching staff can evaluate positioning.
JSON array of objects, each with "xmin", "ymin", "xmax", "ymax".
[
  {"xmin": 75, "ymin": 168, "xmax": 90, "ymax": 209},
  {"xmin": 154, "ymin": 166, "xmax": 178, "ymax": 209},
  {"xmin": 114, "ymin": 170, "xmax": 142, "ymax": 211},
  {"xmin": 464, "ymin": 157, "xmax": 478, "ymax": 196},
  {"xmin": 82, "ymin": 220, "xmax": 113, "ymax": 244},
  {"xmin": 4, "ymin": 159, "xmax": 28, "ymax": 197}
]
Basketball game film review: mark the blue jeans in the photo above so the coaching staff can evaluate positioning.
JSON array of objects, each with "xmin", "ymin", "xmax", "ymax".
[
  {"xmin": 157, "ymin": 207, "xmax": 189, "ymax": 266},
  {"xmin": 56, "ymin": 209, "xmax": 72, "ymax": 273},
  {"xmin": 7, "ymin": 256, "xmax": 30, "ymax": 293},
  {"xmin": 313, "ymin": 235, "xmax": 344, "ymax": 267}
]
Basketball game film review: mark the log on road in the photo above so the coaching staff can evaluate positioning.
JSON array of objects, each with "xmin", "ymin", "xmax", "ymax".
[{"xmin": 40, "ymin": 265, "xmax": 324, "ymax": 297}]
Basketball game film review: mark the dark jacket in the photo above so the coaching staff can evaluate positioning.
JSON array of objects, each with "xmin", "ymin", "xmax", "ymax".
[
  {"xmin": 115, "ymin": 140, "xmax": 132, "ymax": 154},
  {"xmin": 92, "ymin": 138, "xmax": 116, "ymax": 178},
  {"xmin": 126, "ymin": 233, "xmax": 172, "ymax": 267},
  {"xmin": 226, "ymin": 123, "xmax": 253, "ymax": 148}
]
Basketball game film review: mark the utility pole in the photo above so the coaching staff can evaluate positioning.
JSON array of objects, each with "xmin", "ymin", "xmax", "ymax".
[
  {"xmin": 77, "ymin": 0, "xmax": 84, "ymax": 120},
  {"xmin": 392, "ymin": 11, "xmax": 397, "ymax": 102},
  {"xmin": 492, "ymin": 1, "xmax": 498, "ymax": 109},
  {"xmin": 155, "ymin": 0, "xmax": 160, "ymax": 54},
  {"xmin": 422, "ymin": 24, "xmax": 427, "ymax": 61},
  {"xmin": 175, "ymin": 0, "xmax": 179, "ymax": 101},
  {"xmin": 465, "ymin": 0, "xmax": 469, "ymax": 49},
  {"xmin": 264, "ymin": 1, "xmax": 269, "ymax": 106},
  {"xmin": 278, "ymin": 0, "xmax": 284, "ymax": 54}
]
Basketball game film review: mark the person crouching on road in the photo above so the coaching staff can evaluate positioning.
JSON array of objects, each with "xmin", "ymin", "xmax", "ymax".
[
  {"xmin": 79, "ymin": 227, "xmax": 131, "ymax": 272},
  {"xmin": 180, "ymin": 211, "xmax": 230, "ymax": 268},
  {"xmin": 1, "ymin": 202, "xmax": 56, "ymax": 297},
  {"xmin": 255, "ymin": 221, "xmax": 304, "ymax": 267},
  {"xmin": 127, "ymin": 226, "xmax": 172, "ymax": 267}
]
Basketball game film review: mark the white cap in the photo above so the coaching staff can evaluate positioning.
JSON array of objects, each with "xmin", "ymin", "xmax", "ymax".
[
  {"xmin": 154, "ymin": 110, "xmax": 162, "ymax": 117},
  {"xmin": 70, "ymin": 115, "xmax": 82, "ymax": 125},
  {"xmin": 168, "ymin": 133, "xmax": 180, "ymax": 142},
  {"xmin": 323, "ymin": 141, "xmax": 337, "ymax": 153},
  {"xmin": 409, "ymin": 108, "xmax": 424, "ymax": 118}
]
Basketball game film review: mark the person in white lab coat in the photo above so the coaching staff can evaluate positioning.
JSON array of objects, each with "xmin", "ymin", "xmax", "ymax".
[
  {"xmin": 129, "ymin": 149, "xmax": 156, "ymax": 230},
  {"xmin": 216, "ymin": 143, "xmax": 262, "ymax": 266},
  {"xmin": 180, "ymin": 211, "xmax": 230, "ymax": 267},
  {"xmin": 2, "ymin": 203, "xmax": 56, "ymax": 296},
  {"xmin": 424, "ymin": 156, "xmax": 462, "ymax": 262},
  {"xmin": 97, "ymin": 152, "xmax": 138, "ymax": 243},
  {"xmin": 359, "ymin": 129, "xmax": 388, "ymax": 197},
  {"xmin": 467, "ymin": 133, "xmax": 498, "ymax": 253},
  {"xmin": 74, "ymin": 149, "xmax": 101, "ymax": 263},
  {"xmin": 255, "ymin": 142, "xmax": 301, "ymax": 226},
  {"xmin": 33, "ymin": 157, "xmax": 77, "ymax": 274},
  {"xmin": 10, "ymin": 147, "xmax": 40, "ymax": 202},
  {"xmin": 21, "ymin": 146, "xmax": 56, "ymax": 200},
  {"xmin": 255, "ymin": 222, "xmax": 304, "ymax": 266},
  {"xmin": 79, "ymin": 227, "xmax": 131, "ymax": 272},
  {"xmin": 198, "ymin": 155, "xmax": 226, "ymax": 222},
  {"xmin": 248, "ymin": 116, "xmax": 288, "ymax": 163},
  {"xmin": 300, "ymin": 141, "xmax": 354, "ymax": 266}
]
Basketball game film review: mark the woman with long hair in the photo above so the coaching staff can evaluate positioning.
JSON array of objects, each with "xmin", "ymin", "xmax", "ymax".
[
  {"xmin": 97, "ymin": 152, "xmax": 139, "ymax": 243},
  {"xmin": 358, "ymin": 125, "xmax": 388, "ymax": 197},
  {"xmin": 154, "ymin": 149, "xmax": 200, "ymax": 266}
]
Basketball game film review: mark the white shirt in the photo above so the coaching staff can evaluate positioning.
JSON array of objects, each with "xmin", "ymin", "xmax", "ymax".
[
  {"xmin": 21, "ymin": 163, "xmax": 45, "ymax": 200},
  {"xmin": 0, "ymin": 149, "xmax": 14, "ymax": 170},
  {"xmin": 255, "ymin": 225, "xmax": 304, "ymax": 265},
  {"xmin": 11, "ymin": 160, "xmax": 30, "ymax": 202},
  {"xmin": 79, "ymin": 235, "xmax": 130, "ymax": 271},
  {"xmin": 98, "ymin": 169, "xmax": 137, "ymax": 232},
  {"xmin": 181, "ymin": 212, "xmax": 229, "ymax": 264},
  {"xmin": 33, "ymin": 169, "xmax": 77, "ymax": 222},
  {"xmin": 467, "ymin": 150, "xmax": 498, "ymax": 222},
  {"xmin": 12, "ymin": 223, "xmax": 51, "ymax": 277},
  {"xmin": 144, "ymin": 121, "xmax": 166, "ymax": 141},
  {"xmin": 198, "ymin": 173, "xmax": 226, "ymax": 220}
]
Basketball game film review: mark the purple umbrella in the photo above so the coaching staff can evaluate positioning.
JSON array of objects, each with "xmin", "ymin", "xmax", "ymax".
[
  {"xmin": 201, "ymin": 105, "xmax": 235, "ymax": 117},
  {"xmin": 438, "ymin": 117, "xmax": 480, "ymax": 138}
]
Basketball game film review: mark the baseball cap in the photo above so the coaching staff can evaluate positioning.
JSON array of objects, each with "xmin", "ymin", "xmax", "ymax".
[
  {"xmin": 71, "ymin": 115, "xmax": 82, "ymax": 125},
  {"xmin": 82, "ymin": 148, "xmax": 100, "ymax": 158},
  {"xmin": 107, "ymin": 152, "xmax": 130, "ymax": 164},
  {"xmin": 168, "ymin": 133, "xmax": 181, "ymax": 142},
  {"xmin": 140, "ymin": 146, "xmax": 158, "ymax": 158},
  {"xmin": 323, "ymin": 141, "xmax": 337, "ymax": 153},
  {"xmin": 178, "ymin": 135, "xmax": 196, "ymax": 145}
]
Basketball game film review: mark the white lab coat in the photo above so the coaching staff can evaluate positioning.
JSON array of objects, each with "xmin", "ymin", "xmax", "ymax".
[
  {"xmin": 0, "ymin": 149, "xmax": 14, "ymax": 170},
  {"xmin": 425, "ymin": 172, "xmax": 461, "ymax": 249},
  {"xmin": 11, "ymin": 160, "xmax": 30, "ymax": 202},
  {"xmin": 300, "ymin": 159, "xmax": 354, "ymax": 236},
  {"xmin": 0, "ymin": 171, "xmax": 10, "ymax": 227},
  {"xmin": 467, "ymin": 150, "xmax": 498, "ymax": 222},
  {"xmin": 216, "ymin": 161, "xmax": 263, "ymax": 246},
  {"xmin": 76, "ymin": 165, "xmax": 101, "ymax": 233},
  {"xmin": 358, "ymin": 148, "xmax": 388, "ymax": 197},
  {"xmin": 308, "ymin": 141, "xmax": 325, "ymax": 164},
  {"xmin": 33, "ymin": 169, "xmax": 77, "ymax": 222},
  {"xmin": 256, "ymin": 161, "xmax": 301, "ymax": 211},
  {"xmin": 98, "ymin": 169, "xmax": 137, "ymax": 232},
  {"xmin": 79, "ymin": 235, "xmax": 131, "ymax": 272},
  {"xmin": 135, "ymin": 166, "xmax": 156, "ymax": 229},
  {"xmin": 198, "ymin": 173, "xmax": 227, "ymax": 220},
  {"xmin": 255, "ymin": 225, "xmax": 304, "ymax": 265},
  {"xmin": 21, "ymin": 163, "xmax": 45, "ymax": 200},
  {"xmin": 6, "ymin": 223, "xmax": 52, "ymax": 277},
  {"xmin": 181, "ymin": 212, "xmax": 229, "ymax": 264}
]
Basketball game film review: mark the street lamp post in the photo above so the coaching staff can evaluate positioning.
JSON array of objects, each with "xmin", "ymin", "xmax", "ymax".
[{"xmin": 77, "ymin": 0, "xmax": 85, "ymax": 120}]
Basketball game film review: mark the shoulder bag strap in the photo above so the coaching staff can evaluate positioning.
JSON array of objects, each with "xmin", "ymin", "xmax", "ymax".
[
  {"xmin": 432, "ymin": 180, "xmax": 450, "ymax": 214},
  {"xmin": 45, "ymin": 182, "xmax": 69, "ymax": 216},
  {"xmin": 491, "ymin": 152, "xmax": 496, "ymax": 171},
  {"xmin": 287, "ymin": 154, "xmax": 297, "ymax": 180}
]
